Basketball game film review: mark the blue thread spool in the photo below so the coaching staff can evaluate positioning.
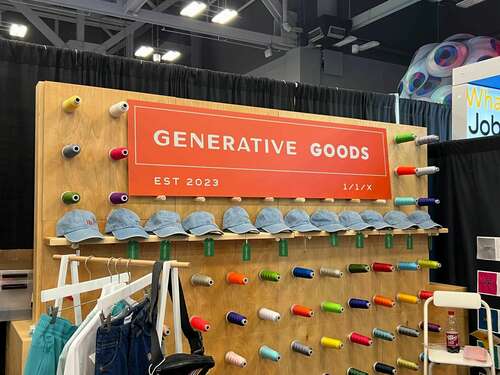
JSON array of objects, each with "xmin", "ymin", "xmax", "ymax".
[
  {"xmin": 397, "ymin": 262, "xmax": 420, "ymax": 271},
  {"xmin": 226, "ymin": 311, "xmax": 248, "ymax": 326},
  {"xmin": 394, "ymin": 197, "xmax": 416, "ymax": 206},
  {"xmin": 417, "ymin": 198, "xmax": 440, "ymax": 206},
  {"xmin": 292, "ymin": 267, "xmax": 315, "ymax": 279},
  {"xmin": 348, "ymin": 298, "xmax": 371, "ymax": 309},
  {"xmin": 372, "ymin": 328, "xmax": 395, "ymax": 341},
  {"xmin": 259, "ymin": 346, "xmax": 281, "ymax": 362}
]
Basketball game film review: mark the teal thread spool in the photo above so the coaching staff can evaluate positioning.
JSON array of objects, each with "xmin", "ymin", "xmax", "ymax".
[
  {"xmin": 321, "ymin": 301, "xmax": 344, "ymax": 314},
  {"xmin": 394, "ymin": 133, "xmax": 416, "ymax": 144},
  {"xmin": 355, "ymin": 232, "xmax": 364, "ymax": 248},
  {"xmin": 329, "ymin": 233, "xmax": 339, "ymax": 247},
  {"xmin": 384, "ymin": 233, "xmax": 394, "ymax": 249},
  {"xmin": 127, "ymin": 240, "xmax": 139, "ymax": 259},
  {"xmin": 278, "ymin": 239, "xmax": 288, "ymax": 257},
  {"xmin": 259, "ymin": 270, "xmax": 281, "ymax": 282},
  {"xmin": 61, "ymin": 191, "xmax": 80, "ymax": 205},
  {"xmin": 242, "ymin": 241, "xmax": 251, "ymax": 261},
  {"xmin": 406, "ymin": 234, "xmax": 413, "ymax": 250},
  {"xmin": 372, "ymin": 328, "xmax": 395, "ymax": 341},
  {"xmin": 394, "ymin": 197, "xmax": 416, "ymax": 206},
  {"xmin": 160, "ymin": 240, "xmax": 171, "ymax": 261},
  {"xmin": 259, "ymin": 345, "xmax": 281, "ymax": 362},
  {"xmin": 203, "ymin": 238, "xmax": 215, "ymax": 257}
]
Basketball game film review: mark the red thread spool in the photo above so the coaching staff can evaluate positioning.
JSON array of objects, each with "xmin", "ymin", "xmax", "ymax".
[
  {"xmin": 372, "ymin": 262, "xmax": 394, "ymax": 272},
  {"xmin": 190, "ymin": 316, "xmax": 211, "ymax": 332},
  {"xmin": 395, "ymin": 166, "xmax": 417, "ymax": 176},
  {"xmin": 373, "ymin": 295, "xmax": 396, "ymax": 308},
  {"xmin": 349, "ymin": 332, "xmax": 373, "ymax": 346},
  {"xmin": 109, "ymin": 147, "xmax": 129, "ymax": 160},
  {"xmin": 418, "ymin": 290, "xmax": 434, "ymax": 300},
  {"xmin": 291, "ymin": 304, "xmax": 314, "ymax": 318},
  {"xmin": 226, "ymin": 272, "xmax": 249, "ymax": 285}
]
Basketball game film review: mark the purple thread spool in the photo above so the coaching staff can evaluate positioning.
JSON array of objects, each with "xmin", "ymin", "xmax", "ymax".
[
  {"xmin": 417, "ymin": 198, "xmax": 440, "ymax": 206},
  {"xmin": 109, "ymin": 192, "xmax": 128, "ymax": 204}
]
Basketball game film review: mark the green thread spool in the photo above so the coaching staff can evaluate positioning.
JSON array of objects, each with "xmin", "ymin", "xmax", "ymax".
[
  {"xmin": 329, "ymin": 233, "xmax": 339, "ymax": 247},
  {"xmin": 394, "ymin": 133, "xmax": 416, "ymax": 144},
  {"xmin": 321, "ymin": 301, "xmax": 344, "ymax": 314},
  {"xmin": 355, "ymin": 232, "xmax": 364, "ymax": 248},
  {"xmin": 417, "ymin": 259, "xmax": 441, "ymax": 269},
  {"xmin": 61, "ymin": 191, "xmax": 80, "ymax": 204},
  {"xmin": 259, "ymin": 270, "xmax": 281, "ymax": 282},
  {"xmin": 348, "ymin": 264, "xmax": 370, "ymax": 273},
  {"xmin": 242, "ymin": 241, "xmax": 251, "ymax": 261},
  {"xmin": 394, "ymin": 197, "xmax": 416, "ymax": 206},
  {"xmin": 347, "ymin": 368, "xmax": 369, "ymax": 375},
  {"xmin": 406, "ymin": 234, "xmax": 413, "ymax": 250},
  {"xmin": 278, "ymin": 239, "xmax": 288, "ymax": 257},
  {"xmin": 160, "ymin": 240, "xmax": 171, "ymax": 261},
  {"xmin": 127, "ymin": 240, "xmax": 139, "ymax": 259},
  {"xmin": 203, "ymin": 238, "xmax": 215, "ymax": 257},
  {"xmin": 384, "ymin": 233, "xmax": 394, "ymax": 249}
]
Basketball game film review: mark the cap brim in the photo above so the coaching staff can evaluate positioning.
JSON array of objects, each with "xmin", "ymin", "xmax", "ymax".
[
  {"xmin": 65, "ymin": 228, "xmax": 104, "ymax": 243},
  {"xmin": 260, "ymin": 223, "xmax": 292, "ymax": 234},
  {"xmin": 291, "ymin": 223, "xmax": 321, "ymax": 233},
  {"xmin": 225, "ymin": 223, "xmax": 259, "ymax": 234},
  {"xmin": 154, "ymin": 225, "xmax": 188, "ymax": 238},
  {"xmin": 112, "ymin": 227, "xmax": 149, "ymax": 241},
  {"xmin": 391, "ymin": 220, "xmax": 418, "ymax": 230},
  {"xmin": 370, "ymin": 221, "xmax": 394, "ymax": 230},
  {"xmin": 348, "ymin": 222, "xmax": 374, "ymax": 231},
  {"xmin": 189, "ymin": 224, "xmax": 223, "ymax": 236},
  {"xmin": 317, "ymin": 223, "xmax": 347, "ymax": 233},
  {"xmin": 415, "ymin": 220, "xmax": 442, "ymax": 229}
]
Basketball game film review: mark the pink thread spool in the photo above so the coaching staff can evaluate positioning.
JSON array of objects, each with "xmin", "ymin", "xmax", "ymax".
[
  {"xmin": 348, "ymin": 332, "xmax": 373, "ymax": 346},
  {"xmin": 109, "ymin": 192, "xmax": 129, "ymax": 204},
  {"xmin": 109, "ymin": 147, "xmax": 129, "ymax": 160}
]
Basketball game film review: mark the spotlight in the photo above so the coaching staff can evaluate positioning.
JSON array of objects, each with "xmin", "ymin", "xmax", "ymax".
[
  {"xmin": 212, "ymin": 9, "xmax": 238, "ymax": 24},
  {"xmin": 180, "ymin": 1, "xmax": 207, "ymax": 17},
  {"xmin": 162, "ymin": 50, "xmax": 182, "ymax": 62},
  {"xmin": 153, "ymin": 53, "xmax": 161, "ymax": 62},
  {"xmin": 333, "ymin": 35, "xmax": 357, "ymax": 48},
  {"xmin": 134, "ymin": 46, "xmax": 154, "ymax": 58},
  {"xmin": 352, "ymin": 41, "xmax": 380, "ymax": 54},
  {"xmin": 264, "ymin": 47, "xmax": 273, "ymax": 58},
  {"xmin": 9, "ymin": 23, "xmax": 27, "ymax": 38}
]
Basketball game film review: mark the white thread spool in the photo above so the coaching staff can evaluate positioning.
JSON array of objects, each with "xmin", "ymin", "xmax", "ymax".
[
  {"xmin": 415, "ymin": 166, "xmax": 440, "ymax": 176},
  {"xmin": 319, "ymin": 267, "xmax": 343, "ymax": 278},
  {"xmin": 415, "ymin": 135, "xmax": 439, "ymax": 146},
  {"xmin": 109, "ymin": 101, "xmax": 129, "ymax": 118},
  {"xmin": 258, "ymin": 307, "xmax": 281, "ymax": 322},
  {"xmin": 190, "ymin": 273, "xmax": 214, "ymax": 287},
  {"xmin": 225, "ymin": 351, "xmax": 247, "ymax": 367}
]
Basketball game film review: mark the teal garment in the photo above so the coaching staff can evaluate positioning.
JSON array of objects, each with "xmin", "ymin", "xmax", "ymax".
[{"xmin": 24, "ymin": 314, "xmax": 77, "ymax": 375}]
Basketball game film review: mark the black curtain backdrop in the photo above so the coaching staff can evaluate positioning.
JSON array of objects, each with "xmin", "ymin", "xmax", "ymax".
[{"xmin": 0, "ymin": 39, "xmax": 451, "ymax": 249}]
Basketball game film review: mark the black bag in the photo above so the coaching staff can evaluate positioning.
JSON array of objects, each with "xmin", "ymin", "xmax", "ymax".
[{"xmin": 148, "ymin": 261, "xmax": 215, "ymax": 375}]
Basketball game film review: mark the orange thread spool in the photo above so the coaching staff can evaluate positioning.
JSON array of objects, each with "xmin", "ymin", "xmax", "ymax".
[
  {"xmin": 395, "ymin": 166, "xmax": 417, "ymax": 176},
  {"xmin": 291, "ymin": 304, "xmax": 314, "ymax": 318},
  {"xmin": 226, "ymin": 272, "xmax": 249, "ymax": 285},
  {"xmin": 373, "ymin": 295, "xmax": 396, "ymax": 308}
]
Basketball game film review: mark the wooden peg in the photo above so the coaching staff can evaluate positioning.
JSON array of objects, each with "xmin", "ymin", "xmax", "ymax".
[
  {"xmin": 156, "ymin": 195, "xmax": 167, "ymax": 201},
  {"xmin": 374, "ymin": 199, "xmax": 387, "ymax": 204},
  {"xmin": 294, "ymin": 198, "xmax": 306, "ymax": 203},
  {"xmin": 231, "ymin": 197, "xmax": 242, "ymax": 202},
  {"xmin": 264, "ymin": 197, "xmax": 275, "ymax": 202},
  {"xmin": 350, "ymin": 199, "xmax": 361, "ymax": 203},
  {"xmin": 323, "ymin": 198, "xmax": 335, "ymax": 203},
  {"xmin": 194, "ymin": 197, "xmax": 206, "ymax": 202}
]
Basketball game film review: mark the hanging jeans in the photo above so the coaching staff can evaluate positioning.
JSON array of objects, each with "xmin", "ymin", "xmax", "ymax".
[{"xmin": 94, "ymin": 298, "xmax": 151, "ymax": 375}]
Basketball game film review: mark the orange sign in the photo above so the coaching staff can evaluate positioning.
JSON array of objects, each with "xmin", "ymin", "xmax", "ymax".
[{"xmin": 128, "ymin": 100, "xmax": 391, "ymax": 199}]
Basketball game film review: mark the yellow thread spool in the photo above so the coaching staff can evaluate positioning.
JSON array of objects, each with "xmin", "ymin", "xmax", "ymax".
[
  {"xmin": 397, "ymin": 358, "xmax": 419, "ymax": 371},
  {"xmin": 62, "ymin": 95, "xmax": 81, "ymax": 112},
  {"xmin": 396, "ymin": 293, "xmax": 419, "ymax": 304},
  {"xmin": 417, "ymin": 259, "xmax": 441, "ymax": 269},
  {"xmin": 320, "ymin": 336, "xmax": 344, "ymax": 349}
]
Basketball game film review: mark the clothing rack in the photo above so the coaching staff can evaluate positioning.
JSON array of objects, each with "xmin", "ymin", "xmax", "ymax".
[{"xmin": 52, "ymin": 254, "xmax": 190, "ymax": 268}]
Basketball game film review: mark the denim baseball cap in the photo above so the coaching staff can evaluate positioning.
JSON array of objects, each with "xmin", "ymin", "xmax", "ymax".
[
  {"xmin": 383, "ymin": 210, "xmax": 417, "ymax": 230},
  {"xmin": 56, "ymin": 209, "xmax": 104, "ymax": 243},
  {"xmin": 105, "ymin": 208, "xmax": 149, "ymax": 240},
  {"xmin": 360, "ymin": 210, "xmax": 393, "ymax": 230},
  {"xmin": 223, "ymin": 207, "xmax": 259, "ymax": 234},
  {"xmin": 310, "ymin": 210, "xmax": 346, "ymax": 233},
  {"xmin": 408, "ymin": 210, "xmax": 442, "ymax": 229},
  {"xmin": 284, "ymin": 209, "xmax": 320, "ymax": 232},
  {"xmin": 182, "ymin": 211, "xmax": 223, "ymax": 236},
  {"xmin": 145, "ymin": 210, "xmax": 188, "ymax": 238},
  {"xmin": 339, "ymin": 211, "xmax": 374, "ymax": 231},
  {"xmin": 255, "ymin": 207, "xmax": 291, "ymax": 234}
]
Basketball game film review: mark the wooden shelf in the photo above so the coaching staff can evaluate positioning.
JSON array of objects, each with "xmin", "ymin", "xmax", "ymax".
[{"xmin": 44, "ymin": 228, "xmax": 448, "ymax": 247}]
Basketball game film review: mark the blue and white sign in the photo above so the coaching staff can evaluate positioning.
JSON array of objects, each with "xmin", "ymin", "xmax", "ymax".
[{"xmin": 466, "ymin": 85, "xmax": 500, "ymax": 138}]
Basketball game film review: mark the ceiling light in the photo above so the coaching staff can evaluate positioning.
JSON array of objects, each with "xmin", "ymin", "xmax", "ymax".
[
  {"xmin": 212, "ymin": 8, "xmax": 238, "ymax": 24},
  {"xmin": 333, "ymin": 35, "xmax": 358, "ymax": 48},
  {"xmin": 153, "ymin": 53, "xmax": 161, "ymax": 63},
  {"xmin": 456, "ymin": 0, "xmax": 486, "ymax": 8},
  {"xmin": 264, "ymin": 47, "xmax": 273, "ymax": 58},
  {"xmin": 162, "ymin": 50, "xmax": 181, "ymax": 62},
  {"xmin": 180, "ymin": 1, "xmax": 207, "ymax": 17},
  {"xmin": 134, "ymin": 46, "xmax": 154, "ymax": 58},
  {"xmin": 9, "ymin": 23, "xmax": 27, "ymax": 38},
  {"xmin": 359, "ymin": 41, "xmax": 380, "ymax": 51}
]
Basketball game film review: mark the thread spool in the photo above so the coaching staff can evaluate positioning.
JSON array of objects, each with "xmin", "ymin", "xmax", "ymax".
[
  {"xmin": 61, "ymin": 144, "xmax": 81, "ymax": 158},
  {"xmin": 203, "ymin": 238, "xmax": 215, "ymax": 257},
  {"xmin": 259, "ymin": 345, "xmax": 281, "ymax": 362},
  {"xmin": 415, "ymin": 166, "xmax": 440, "ymax": 176},
  {"xmin": 163, "ymin": 325, "xmax": 170, "ymax": 337},
  {"xmin": 348, "ymin": 264, "xmax": 370, "ymax": 273},
  {"xmin": 396, "ymin": 293, "xmax": 420, "ymax": 304},
  {"xmin": 226, "ymin": 272, "xmax": 249, "ymax": 285},
  {"xmin": 259, "ymin": 270, "xmax": 281, "ymax": 282},
  {"xmin": 394, "ymin": 133, "xmax": 416, "ymax": 144},
  {"xmin": 374, "ymin": 362, "xmax": 397, "ymax": 374},
  {"xmin": 394, "ymin": 197, "xmax": 416, "ymax": 206},
  {"xmin": 319, "ymin": 267, "xmax": 343, "ymax": 278},
  {"xmin": 320, "ymin": 337, "xmax": 344, "ymax": 349},
  {"xmin": 417, "ymin": 259, "xmax": 441, "ymax": 269},
  {"xmin": 348, "ymin": 332, "xmax": 373, "ymax": 346},
  {"xmin": 415, "ymin": 135, "xmax": 439, "ymax": 146},
  {"xmin": 291, "ymin": 304, "xmax": 314, "ymax": 318},
  {"xmin": 292, "ymin": 267, "xmax": 315, "ymax": 279},
  {"xmin": 396, "ymin": 358, "xmax": 419, "ymax": 371},
  {"xmin": 417, "ymin": 197, "xmax": 440, "ymax": 206},
  {"xmin": 321, "ymin": 301, "xmax": 344, "ymax": 313},
  {"xmin": 258, "ymin": 307, "xmax": 281, "ymax": 322},
  {"xmin": 226, "ymin": 311, "xmax": 248, "ymax": 326},
  {"xmin": 372, "ymin": 328, "xmax": 395, "ymax": 341},
  {"xmin": 291, "ymin": 340, "xmax": 313, "ymax": 356},
  {"xmin": 355, "ymin": 232, "xmax": 364, "ymax": 248},
  {"xmin": 397, "ymin": 262, "xmax": 420, "ymax": 271},
  {"xmin": 419, "ymin": 352, "xmax": 426, "ymax": 362},
  {"xmin": 109, "ymin": 192, "xmax": 129, "ymax": 204},
  {"xmin": 397, "ymin": 325, "xmax": 420, "ymax": 337},
  {"xmin": 62, "ymin": 95, "xmax": 81, "ymax": 112},
  {"xmin": 348, "ymin": 298, "xmax": 371, "ymax": 309},
  {"xmin": 278, "ymin": 238, "xmax": 288, "ymax": 257},
  {"xmin": 419, "ymin": 321, "xmax": 441, "ymax": 332},
  {"xmin": 109, "ymin": 101, "xmax": 129, "ymax": 118},
  {"xmin": 347, "ymin": 368, "xmax": 369, "ymax": 375},
  {"xmin": 160, "ymin": 240, "xmax": 171, "ymax": 261},
  {"xmin": 241, "ymin": 241, "xmax": 251, "ymax": 261},
  {"xmin": 109, "ymin": 147, "xmax": 129, "ymax": 160},
  {"xmin": 406, "ymin": 234, "xmax": 413, "ymax": 249},
  {"xmin": 394, "ymin": 166, "xmax": 416, "ymax": 176},
  {"xmin": 61, "ymin": 191, "xmax": 80, "ymax": 204},
  {"xmin": 329, "ymin": 233, "xmax": 339, "ymax": 247},
  {"xmin": 418, "ymin": 290, "xmax": 433, "ymax": 300},
  {"xmin": 372, "ymin": 262, "xmax": 394, "ymax": 272},
  {"xmin": 385, "ymin": 233, "xmax": 394, "ymax": 249},
  {"xmin": 189, "ymin": 316, "xmax": 210, "ymax": 332},
  {"xmin": 190, "ymin": 273, "xmax": 214, "ymax": 287},
  {"xmin": 225, "ymin": 351, "xmax": 247, "ymax": 367},
  {"xmin": 373, "ymin": 295, "xmax": 396, "ymax": 308}
]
